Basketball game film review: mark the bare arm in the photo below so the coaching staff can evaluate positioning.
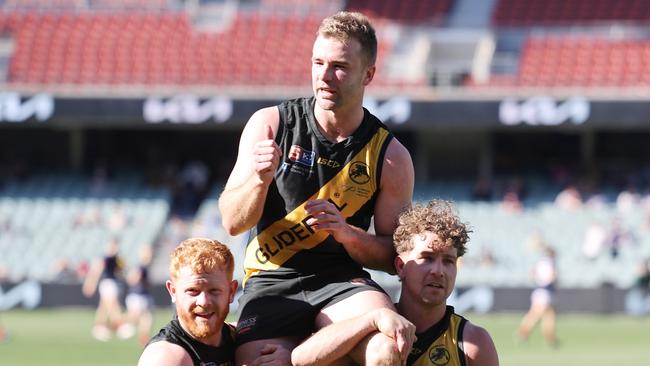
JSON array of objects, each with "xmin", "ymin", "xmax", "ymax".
[
  {"xmin": 138, "ymin": 341, "xmax": 194, "ymax": 366},
  {"xmin": 219, "ymin": 107, "xmax": 281, "ymax": 235},
  {"xmin": 292, "ymin": 308, "xmax": 415, "ymax": 366},
  {"xmin": 463, "ymin": 322, "xmax": 499, "ymax": 366},
  {"xmin": 306, "ymin": 138, "xmax": 414, "ymax": 273}
]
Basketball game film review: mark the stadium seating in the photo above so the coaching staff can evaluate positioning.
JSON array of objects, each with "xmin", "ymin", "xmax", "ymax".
[
  {"xmin": 346, "ymin": 0, "xmax": 454, "ymax": 24},
  {"xmin": 0, "ymin": 7, "xmax": 407, "ymax": 87},
  {"xmin": 0, "ymin": 174, "xmax": 171, "ymax": 281},
  {"xmin": 468, "ymin": 35, "xmax": 650, "ymax": 88},
  {"xmin": 492, "ymin": 0, "xmax": 650, "ymax": 26}
]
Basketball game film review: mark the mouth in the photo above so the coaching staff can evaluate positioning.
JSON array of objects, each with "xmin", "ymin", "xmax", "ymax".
[
  {"xmin": 318, "ymin": 87, "xmax": 336, "ymax": 96},
  {"xmin": 193, "ymin": 311, "xmax": 215, "ymax": 320}
]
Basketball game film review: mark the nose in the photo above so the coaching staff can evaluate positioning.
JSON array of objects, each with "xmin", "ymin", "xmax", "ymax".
[
  {"xmin": 429, "ymin": 259, "xmax": 444, "ymax": 276},
  {"xmin": 316, "ymin": 63, "xmax": 333, "ymax": 82},
  {"xmin": 195, "ymin": 291, "xmax": 210, "ymax": 306}
]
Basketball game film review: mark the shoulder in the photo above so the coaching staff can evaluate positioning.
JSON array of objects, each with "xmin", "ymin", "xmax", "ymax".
[
  {"xmin": 380, "ymin": 138, "xmax": 414, "ymax": 187},
  {"xmin": 238, "ymin": 106, "xmax": 281, "ymax": 143},
  {"xmin": 138, "ymin": 341, "xmax": 193, "ymax": 366},
  {"xmin": 247, "ymin": 106, "xmax": 280, "ymax": 129},
  {"xmin": 462, "ymin": 321, "xmax": 499, "ymax": 366}
]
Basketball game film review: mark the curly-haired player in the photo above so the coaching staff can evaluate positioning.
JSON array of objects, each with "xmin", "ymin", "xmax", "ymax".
[{"xmin": 292, "ymin": 200, "xmax": 499, "ymax": 366}]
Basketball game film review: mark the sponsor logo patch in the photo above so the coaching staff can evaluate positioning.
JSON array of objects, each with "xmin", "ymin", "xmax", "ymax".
[{"xmin": 288, "ymin": 145, "xmax": 315, "ymax": 167}]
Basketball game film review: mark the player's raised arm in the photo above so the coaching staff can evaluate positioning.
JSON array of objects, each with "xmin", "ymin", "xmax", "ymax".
[{"xmin": 219, "ymin": 107, "xmax": 281, "ymax": 235}]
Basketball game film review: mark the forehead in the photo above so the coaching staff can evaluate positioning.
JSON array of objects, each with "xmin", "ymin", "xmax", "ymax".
[
  {"xmin": 410, "ymin": 231, "xmax": 457, "ymax": 256},
  {"xmin": 312, "ymin": 35, "xmax": 362, "ymax": 60},
  {"xmin": 175, "ymin": 265, "xmax": 228, "ymax": 287}
]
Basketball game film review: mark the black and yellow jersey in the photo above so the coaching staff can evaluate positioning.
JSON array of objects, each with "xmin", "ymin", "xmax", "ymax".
[
  {"xmin": 243, "ymin": 97, "xmax": 393, "ymax": 285},
  {"xmin": 147, "ymin": 318, "xmax": 235, "ymax": 366},
  {"xmin": 407, "ymin": 306, "xmax": 467, "ymax": 366}
]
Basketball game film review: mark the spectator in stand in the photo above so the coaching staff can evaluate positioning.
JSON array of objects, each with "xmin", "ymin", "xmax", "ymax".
[
  {"xmin": 554, "ymin": 184, "xmax": 582, "ymax": 210},
  {"xmin": 501, "ymin": 191, "xmax": 523, "ymax": 213},
  {"xmin": 582, "ymin": 222, "xmax": 607, "ymax": 260},
  {"xmin": 606, "ymin": 217, "xmax": 636, "ymax": 260},
  {"xmin": 472, "ymin": 176, "xmax": 493, "ymax": 201},
  {"xmin": 616, "ymin": 184, "xmax": 641, "ymax": 213},
  {"xmin": 52, "ymin": 258, "xmax": 80, "ymax": 283}
]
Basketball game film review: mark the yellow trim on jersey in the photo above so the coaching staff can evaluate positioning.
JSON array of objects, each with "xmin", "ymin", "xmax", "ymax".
[
  {"xmin": 410, "ymin": 314, "xmax": 465, "ymax": 366},
  {"xmin": 243, "ymin": 128, "xmax": 390, "ymax": 285}
]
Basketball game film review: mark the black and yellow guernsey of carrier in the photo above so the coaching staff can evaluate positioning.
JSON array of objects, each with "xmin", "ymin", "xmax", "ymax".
[
  {"xmin": 242, "ymin": 97, "xmax": 393, "ymax": 285},
  {"xmin": 407, "ymin": 306, "xmax": 468, "ymax": 366}
]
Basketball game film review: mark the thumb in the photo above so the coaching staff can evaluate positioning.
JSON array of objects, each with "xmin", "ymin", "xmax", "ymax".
[{"xmin": 265, "ymin": 124, "xmax": 274, "ymax": 140}]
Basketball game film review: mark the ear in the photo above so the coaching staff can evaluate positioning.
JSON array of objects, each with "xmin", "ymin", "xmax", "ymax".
[
  {"xmin": 394, "ymin": 255, "xmax": 405, "ymax": 281},
  {"xmin": 363, "ymin": 65, "xmax": 376, "ymax": 85},
  {"xmin": 229, "ymin": 280, "xmax": 238, "ymax": 304},
  {"xmin": 165, "ymin": 279, "xmax": 176, "ymax": 303}
]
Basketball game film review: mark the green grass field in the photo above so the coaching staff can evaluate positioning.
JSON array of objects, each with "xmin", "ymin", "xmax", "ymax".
[{"xmin": 0, "ymin": 308, "xmax": 648, "ymax": 365}]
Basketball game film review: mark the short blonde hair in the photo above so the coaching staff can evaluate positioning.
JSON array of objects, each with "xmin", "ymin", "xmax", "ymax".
[
  {"xmin": 169, "ymin": 238, "xmax": 234, "ymax": 281},
  {"xmin": 394, "ymin": 200, "xmax": 470, "ymax": 256},
  {"xmin": 318, "ymin": 11, "xmax": 377, "ymax": 66}
]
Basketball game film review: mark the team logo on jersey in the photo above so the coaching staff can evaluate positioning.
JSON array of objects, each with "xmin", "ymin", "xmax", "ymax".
[
  {"xmin": 348, "ymin": 161, "xmax": 370, "ymax": 184},
  {"xmin": 288, "ymin": 145, "xmax": 315, "ymax": 167},
  {"xmin": 428, "ymin": 345, "xmax": 451, "ymax": 365}
]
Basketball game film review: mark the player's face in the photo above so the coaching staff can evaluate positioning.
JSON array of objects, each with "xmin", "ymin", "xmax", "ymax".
[
  {"xmin": 167, "ymin": 265, "xmax": 237, "ymax": 344},
  {"xmin": 311, "ymin": 35, "xmax": 374, "ymax": 112},
  {"xmin": 397, "ymin": 232, "xmax": 458, "ymax": 307}
]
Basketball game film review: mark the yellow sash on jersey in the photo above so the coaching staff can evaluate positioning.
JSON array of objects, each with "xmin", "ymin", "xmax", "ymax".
[
  {"xmin": 242, "ymin": 128, "xmax": 390, "ymax": 285},
  {"xmin": 410, "ymin": 313, "xmax": 466, "ymax": 366}
]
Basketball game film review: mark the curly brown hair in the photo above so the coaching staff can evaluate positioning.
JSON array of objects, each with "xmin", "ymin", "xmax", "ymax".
[
  {"xmin": 393, "ymin": 200, "xmax": 470, "ymax": 256},
  {"xmin": 170, "ymin": 238, "xmax": 234, "ymax": 281},
  {"xmin": 317, "ymin": 11, "xmax": 377, "ymax": 67}
]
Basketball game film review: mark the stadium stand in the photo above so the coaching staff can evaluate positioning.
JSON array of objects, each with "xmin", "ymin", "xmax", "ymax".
[
  {"xmin": 346, "ymin": 0, "xmax": 454, "ymax": 24},
  {"xmin": 1, "ymin": 0, "xmax": 649, "ymax": 298},
  {"xmin": 492, "ymin": 0, "xmax": 650, "ymax": 26},
  {"xmin": 0, "ymin": 174, "xmax": 170, "ymax": 282},
  {"xmin": 0, "ymin": 4, "xmax": 410, "ymax": 88}
]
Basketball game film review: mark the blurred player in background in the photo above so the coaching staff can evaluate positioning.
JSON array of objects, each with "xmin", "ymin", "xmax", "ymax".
[
  {"xmin": 291, "ymin": 200, "xmax": 499, "ymax": 366},
  {"xmin": 0, "ymin": 318, "xmax": 7, "ymax": 343},
  {"xmin": 517, "ymin": 245, "xmax": 558, "ymax": 347},
  {"xmin": 124, "ymin": 245, "xmax": 155, "ymax": 346},
  {"xmin": 138, "ymin": 238, "xmax": 238, "ymax": 366},
  {"xmin": 82, "ymin": 238, "xmax": 128, "ymax": 341},
  {"xmin": 218, "ymin": 11, "xmax": 415, "ymax": 365}
]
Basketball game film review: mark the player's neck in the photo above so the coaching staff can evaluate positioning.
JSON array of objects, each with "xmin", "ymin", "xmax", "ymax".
[
  {"xmin": 397, "ymin": 298, "xmax": 447, "ymax": 333},
  {"xmin": 314, "ymin": 105, "xmax": 364, "ymax": 142}
]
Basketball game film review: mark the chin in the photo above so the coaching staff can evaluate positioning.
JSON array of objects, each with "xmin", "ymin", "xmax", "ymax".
[{"xmin": 189, "ymin": 321, "xmax": 219, "ymax": 339}]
